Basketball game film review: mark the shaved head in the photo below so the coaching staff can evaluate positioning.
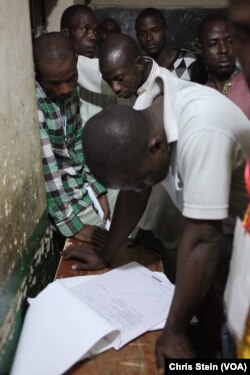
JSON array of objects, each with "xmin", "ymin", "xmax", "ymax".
[
  {"xmin": 33, "ymin": 32, "xmax": 75, "ymax": 72},
  {"xmin": 99, "ymin": 34, "xmax": 142, "ymax": 71},
  {"xmin": 98, "ymin": 34, "xmax": 145, "ymax": 98},
  {"xmin": 82, "ymin": 105, "xmax": 151, "ymax": 187}
]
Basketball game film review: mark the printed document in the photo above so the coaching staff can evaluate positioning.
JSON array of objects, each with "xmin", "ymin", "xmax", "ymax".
[{"xmin": 11, "ymin": 262, "xmax": 174, "ymax": 375}]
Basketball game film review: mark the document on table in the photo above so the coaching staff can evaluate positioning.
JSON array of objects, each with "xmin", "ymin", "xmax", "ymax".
[
  {"xmin": 71, "ymin": 263, "xmax": 173, "ymax": 349},
  {"xmin": 11, "ymin": 262, "xmax": 174, "ymax": 375}
]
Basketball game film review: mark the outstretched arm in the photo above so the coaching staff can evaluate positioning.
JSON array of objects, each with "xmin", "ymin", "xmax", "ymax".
[
  {"xmin": 62, "ymin": 188, "xmax": 152, "ymax": 270},
  {"xmin": 103, "ymin": 188, "xmax": 152, "ymax": 263},
  {"xmin": 155, "ymin": 218, "xmax": 222, "ymax": 371}
]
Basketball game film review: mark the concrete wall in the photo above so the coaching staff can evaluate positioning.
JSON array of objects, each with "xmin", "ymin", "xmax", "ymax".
[
  {"xmin": 46, "ymin": 0, "xmax": 74, "ymax": 32},
  {"xmin": 45, "ymin": 0, "xmax": 226, "ymax": 52},
  {"xmin": 91, "ymin": 0, "xmax": 227, "ymax": 8},
  {"xmin": 45, "ymin": 0, "xmax": 227, "ymax": 36},
  {"xmin": 0, "ymin": 0, "xmax": 45, "ymax": 293},
  {"xmin": 0, "ymin": 1, "xmax": 59, "ymax": 373}
]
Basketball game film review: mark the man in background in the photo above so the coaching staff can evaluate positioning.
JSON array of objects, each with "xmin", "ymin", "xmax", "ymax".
[
  {"xmin": 198, "ymin": 13, "xmax": 250, "ymax": 118},
  {"xmin": 60, "ymin": 4, "xmax": 117, "ymax": 127},
  {"xmin": 135, "ymin": 7, "xmax": 207, "ymax": 83},
  {"xmin": 97, "ymin": 18, "xmax": 121, "ymax": 48}
]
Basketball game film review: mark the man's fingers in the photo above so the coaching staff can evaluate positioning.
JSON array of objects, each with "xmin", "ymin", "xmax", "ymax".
[
  {"xmin": 71, "ymin": 261, "xmax": 104, "ymax": 271},
  {"xmin": 72, "ymin": 262, "xmax": 93, "ymax": 271},
  {"xmin": 95, "ymin": 226, "xmax": 108, "ymax": 235},
  {"xmin": 155, "ymin": 348, "xmax": 165, "ymax": 375},
  {"xmin": 61, "ymin": 249, "xmax": 75, "ymax": 259},
  {"xmin": 61, "ymin": 246, "xmax": 92, "ymax": 260}
]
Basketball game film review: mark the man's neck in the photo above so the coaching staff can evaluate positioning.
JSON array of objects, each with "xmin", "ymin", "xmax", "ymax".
[
  {"xmin": 155, "ymin": 47, "xmax": 177, "ymax": 69},
  {"xmin": 209, "ymin": 66, "xmax": 238, "ymax": 93}
]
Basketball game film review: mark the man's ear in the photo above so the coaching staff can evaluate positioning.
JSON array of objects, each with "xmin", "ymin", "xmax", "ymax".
[
  {"xmin": 135, "ymin": 56, "xmax": 144, "ymax": 72},
  {"xmin": 61, "ymin": 28, "xmax": 69, "ymax": 37},
  {"xmin": 148, "ymin": 136, "xmax": 167, "ymax": 155}
]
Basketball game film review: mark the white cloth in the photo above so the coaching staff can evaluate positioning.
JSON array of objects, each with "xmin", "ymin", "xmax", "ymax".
[
  {"xmin": 79, "ymin": 87, "xmax": 118, "ymax": 127},
  {"xmin": 77, "ymin": 56, "xmax": 109, "ymax": 94},
  {"xmin": 135, "ymin": 64, "xmax": 250, "ymax": 231},
  {"xmin": 77, "ymin": 56, "xmax": 117, "ymax": 127},
  {"xmin": 77, "ymin": 56, "xmax": 135, "ymax": 126}
]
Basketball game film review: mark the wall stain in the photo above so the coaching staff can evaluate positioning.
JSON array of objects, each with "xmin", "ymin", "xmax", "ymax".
[{"xmin": 0, "ymin": 217, "xmax": 59, "ymax": 374}]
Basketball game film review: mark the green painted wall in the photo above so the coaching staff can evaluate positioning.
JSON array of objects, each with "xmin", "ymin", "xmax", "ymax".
[{"xmin": 0, "ymin": 212, "xmax": 60, "ymax": 375}]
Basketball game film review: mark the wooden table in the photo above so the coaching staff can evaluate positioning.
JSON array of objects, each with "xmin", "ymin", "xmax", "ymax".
[{"xmin": 55, "ymin": 239, "xmax": 163, "ymax": 375}]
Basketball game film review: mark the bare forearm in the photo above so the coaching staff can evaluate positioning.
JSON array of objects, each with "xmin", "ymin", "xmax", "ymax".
[
  {"xmin": 103, "ymin": 188, "xmax": 151, "ymax": 263},
  {"xmin": 165, "ymin": 219, "xmax": 222, "ymax": 332}
]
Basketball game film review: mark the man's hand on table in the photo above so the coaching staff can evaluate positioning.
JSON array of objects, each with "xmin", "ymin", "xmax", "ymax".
[
  {"xmin": 155, "ymin": 328, "xmax": 195, "ymax": 374},
  {"xmin": 72, "ymin": 224, "xmax": 108, "ymax": 248},
  {"xmin": 61, "ymin": 246, "xmax": 107, "ymax": 271}
]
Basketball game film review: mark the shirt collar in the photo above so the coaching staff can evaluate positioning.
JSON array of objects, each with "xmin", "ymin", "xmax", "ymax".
[
  {"xmin": 137, "ymin": 57, "xmax": 159, "ymax": 96},
  {"xmin": 134, "ymin": 61, "xmax": 179, "ymax": 144}
]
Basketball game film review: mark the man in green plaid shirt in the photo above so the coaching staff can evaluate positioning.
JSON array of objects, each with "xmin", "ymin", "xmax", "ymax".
[{"xmin": 34, "ymin": 32, "xmax": 115, "ymax": 248}]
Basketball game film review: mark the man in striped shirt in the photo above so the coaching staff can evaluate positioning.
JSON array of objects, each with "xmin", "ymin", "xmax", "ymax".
[{"xmin": 34, "ymin": 32, "xmax": 113, "ymax": 249}]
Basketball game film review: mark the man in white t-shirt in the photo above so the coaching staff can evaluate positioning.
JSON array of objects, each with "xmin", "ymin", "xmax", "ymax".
[{"xmin": 62, "ymin": 65, "xmax": 250, "ymax": 365}]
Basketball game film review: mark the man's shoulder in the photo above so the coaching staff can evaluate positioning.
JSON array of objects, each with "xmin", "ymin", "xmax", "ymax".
[
  {"xmin": 233, "ymin": 70, "xmax": 249, "ymax": 88},
  {"xmin": 35, "ymin": 82, "xmax": 55, "ymax": 116},
  {"xmin": 35, "ymin": 81, "xmax": 45, "ymax": 101},
  {"xmin": 175, "ymin": 48, "xmax": 197, "ymax": 63}
]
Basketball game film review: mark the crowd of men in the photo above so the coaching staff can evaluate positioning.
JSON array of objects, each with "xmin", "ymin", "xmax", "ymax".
[{"xmin": 34, "ymin": 0, "xmax": 250, "ymax": 370}]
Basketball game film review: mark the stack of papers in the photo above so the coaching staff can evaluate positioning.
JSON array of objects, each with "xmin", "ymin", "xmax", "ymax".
[{"xmin": 11, "ymin": 262, "xmax": 174, "ymax": 375}]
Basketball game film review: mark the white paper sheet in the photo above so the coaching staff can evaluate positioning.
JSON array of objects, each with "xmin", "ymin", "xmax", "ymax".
[
  {"xmin": 58, "ymin": 273, "xmax": 167, "ymax": 332},
  {"xmin": 10, "ymin": 282, "xmax": 118, "ymax": 375},
  {"xmin": 11, "ymin": 262, "xmax": 174, "ymax": 375},
  {"xmin": 71, "ymin": 263, "xmax": 174, "ymax": 348}
]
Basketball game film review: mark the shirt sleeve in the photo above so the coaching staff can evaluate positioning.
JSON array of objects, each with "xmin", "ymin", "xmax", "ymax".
[
  {"xmin": 72, "ymin": 103, "xmax": 107, "ymax": 198},
  {"xmin": 38, "ymin": 108, "xmax": 85, "ymax": 237},
  {"xmin": 179, "ymin": 128, "xmax": 233, "ymax": 220}
]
